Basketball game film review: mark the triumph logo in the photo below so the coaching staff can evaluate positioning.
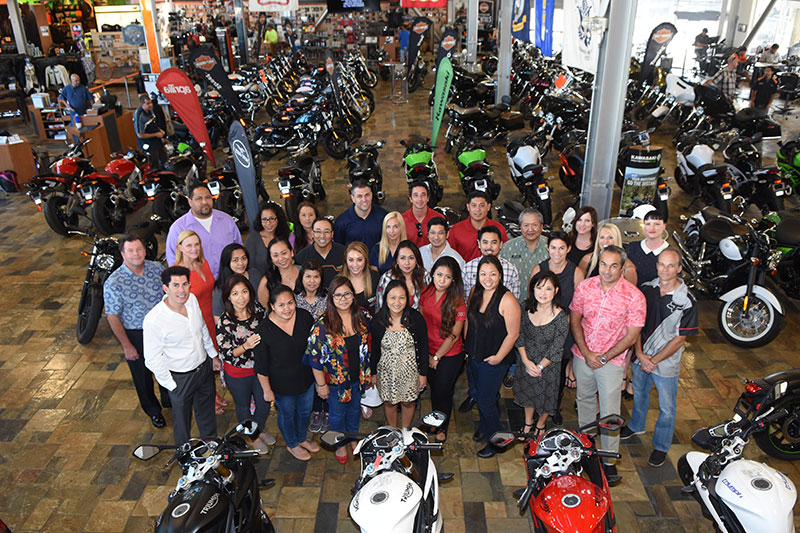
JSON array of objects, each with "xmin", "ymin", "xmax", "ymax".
[
  {"xmin": 163, "ymin": 84, "xmax": 193, "ymax": 95},
  {"xmin": 232, "ymin": 139, "xmax": 251, "ymax": 169},
  {"xmin": 441, "ymin": 35, "xmax": 456, "ymax": 51},
  {"xmin": 200, "ymin": 493, "xmax": 220, "ymax": 514},
  {"xmin": 194, "ymin": 55, "xmax": 217, "ymax": 71}
]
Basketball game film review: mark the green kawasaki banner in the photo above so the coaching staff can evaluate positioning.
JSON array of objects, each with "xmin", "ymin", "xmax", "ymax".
[{"xmin": 431, "ymin": 57, "xmax": 453, "ymax": 146}]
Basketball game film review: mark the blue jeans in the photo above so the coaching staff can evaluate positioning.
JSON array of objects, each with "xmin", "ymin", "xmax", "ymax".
[
  {"xmin": 224, "ymin": 371, "xmax": 270, "ymax": 431},
  {"xmin": 628, "ymin": 363, "xmax": 679, "ymax": 453},
  {"xmin": 328, "ymin": 383, "xmax": 362, "ymax": 447},
  {"xmin": 273, "ymin": 384, "xmax": 314, "ymax": 449},
  {"xmin": 469, "ymin": 358, "xmax": 509, "ymax": 440}
]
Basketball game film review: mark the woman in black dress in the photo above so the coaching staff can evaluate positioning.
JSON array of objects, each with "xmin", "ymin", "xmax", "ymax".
[
  {"xmin": 513, "ymin": 271, "xmax": 569, "ymax": 437},
  {"xmin": 464, "ymin": 255, "xmax": 520, "ymax": 458}
]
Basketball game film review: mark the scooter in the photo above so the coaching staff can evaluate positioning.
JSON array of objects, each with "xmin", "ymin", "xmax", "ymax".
[
  {"xmin": 678, "ymin": 399, "xmax": 796, "ymax": 532},
  {"xmin": 489, "ymin": 414, "xmax": 625, "ymax": 533},
  {"xmin": 506, "ymin": 134, "xmax": 553, "ymax": 224},
  {"xmin": 321, "ymin": 412, "xmax": 450, "ymax": 533},
  {"xmin": 133, "ymin": 420, "xmax": 275, "ymax": 533}
]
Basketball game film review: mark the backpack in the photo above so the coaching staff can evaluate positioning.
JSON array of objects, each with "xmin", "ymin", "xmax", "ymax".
[{"xmin": 0, "ymin": 170, "xmax": 20, "ymax": 193}]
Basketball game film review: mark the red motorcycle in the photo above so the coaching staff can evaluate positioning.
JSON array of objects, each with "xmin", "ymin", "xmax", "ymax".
[{"xmin": 490, "ymin": 414, "xmax": 624, "ymax": 533}]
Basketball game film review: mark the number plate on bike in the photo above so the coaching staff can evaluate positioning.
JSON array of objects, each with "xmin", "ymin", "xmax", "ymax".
[
  {"xmin": 143, "ymin": 183, "xmax": 157, "ymax": 198},
  {"xmin": 207, "ymin": 181, "xmax": 220, "ymax": 197},
  {"xmin": 278, "ymin": 180, "xmax": 291, "ymax": 194},
  {"xmin": 81, "ymin": 187, "xmax": 94, "ymax": 201}
]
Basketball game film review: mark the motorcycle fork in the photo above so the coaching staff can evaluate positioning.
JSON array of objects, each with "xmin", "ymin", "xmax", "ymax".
[{"xmin": 741, "ymin": 261, "xmax": 760, "ymax": 317}]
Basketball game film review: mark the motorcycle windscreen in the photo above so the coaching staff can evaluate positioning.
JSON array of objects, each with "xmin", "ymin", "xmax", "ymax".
[
  {"xmin": 155, "ymin": 483, "xmax": 230, "ymax": 533},
  {"xmin": 533, "ymin": 475, "xmax": 609, "ymax": 533},
  {"xmin": 349, "ymin": 471, "xmax": 422, "ymax": 532}
]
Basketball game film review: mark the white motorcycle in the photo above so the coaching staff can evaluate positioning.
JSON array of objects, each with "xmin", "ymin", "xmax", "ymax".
[
  {"xmin": 321, "ymin": 412, "xmax": 451, "ymax": 533},
  {"xmin": 505, "ymin": 133, "xmax": 553, "ymax": 225},
  {"xmin": 648, "ymin": 73, "xmax": 696, "ymax": 131},
  {"xmin": 678, "ymin": 392, "xmax": 797, "ymax": 533}
]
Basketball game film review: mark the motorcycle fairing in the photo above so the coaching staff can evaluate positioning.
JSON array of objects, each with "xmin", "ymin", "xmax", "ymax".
[
  {"xmin": 349, "ymin": 471, "xmax": 421, "ymax": 533},
  {"xmin": 535, "ymin": 475, "xmax": 609, "ymax": 533}
]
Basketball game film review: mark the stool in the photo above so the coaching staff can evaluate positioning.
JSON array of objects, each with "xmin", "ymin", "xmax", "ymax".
[{"xmin": 381, "ymin": 61, "xmax": 408, "ymax": 104}]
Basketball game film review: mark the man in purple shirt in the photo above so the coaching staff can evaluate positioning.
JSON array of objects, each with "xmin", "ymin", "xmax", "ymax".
[{"xmin": 165, "ymin": 183, "xmax": 242, "ymax": 278}]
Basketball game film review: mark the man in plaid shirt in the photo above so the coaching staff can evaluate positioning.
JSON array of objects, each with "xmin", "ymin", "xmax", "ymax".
[
  {"xmin": 462, "ymin": 226, "xmax": 520, "ymax": 301},
  {"xmin": 704, "ymin": 47, "xmax": 745, "ymax": 103}
]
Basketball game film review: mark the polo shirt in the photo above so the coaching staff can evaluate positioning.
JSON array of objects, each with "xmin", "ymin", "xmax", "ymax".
[
  {"xmin": 419, "ymin": 286, "xmax": 466, "ymax": 357},
  {"xmin": 638, "ymin": 279, "xmax": 698, "ymax": 378},
  {"xmin": 295, "ymin": 242, "xmax": 346, "ymax": 287},
  {"xmin": 751, "ymin": 75, "xmax": 778, "ymax": 109},
  {"xmin": 333, "ymin": 204, "xmax": 389, "ymax": 250},
  {"xmin": 402, "ymin": 207, "xmax": 439, "ymax": 248},
  {"xmin": 165, "ymin": 209, "xmax": 242, "ymax": 279},
  {"xmin": 499, "ymin": 236, "xmax": 549, "ymax": 302},
  {"xmin": 103, "ymin": 260, "xmax": 165, "ymax": 329},
  {"xmin": 60, "ymin": 84, "xmax": 92, "ymax": 115},
  {"xmin": 569, "ymin": 276, "xmax": 646, "ymax": 366},
  {"xmin": 420, "ymin": 242, "xmax": 465, "ymax": 272},
  {"xmin": 448, "ymin": 218, "xmax": 508, "ymax": 262},
  {"xmin": 625, "ymin": 239, "xmax": 669, "ymax": 288}
]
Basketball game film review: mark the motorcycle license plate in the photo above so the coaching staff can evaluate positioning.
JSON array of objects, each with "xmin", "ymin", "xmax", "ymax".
[
  {"xmin": 81, "ymin": 187, "xmax": 94, "ymax": 201},
  {"xmin": 544, "ymin": 113, "xmax": 554, "ymax": 126},
  {"xmin": 772, "ymin": 183, "xmax": 788, "ymax": 197},
  {"xmin": 537, "ymin": 185, "xmax": 550, "ymax": 200},
  {"xmin": 278, "ymin": 180, "xmax": 291, "ymax": 197},
  {"xmin": 207, "ymin": 181, "xmax": 221, "ymax": 197},
  {"xmin": 30, "ymin": 192, "xmax": 42, "ymax": 205},
  {"xmin": 473, "ymin": 179, "xmax": 488, "ymax": 192},
  {"xmin": 143, "ymin": 183, "xmax": 157, "ymax": 198},
  {"xmin": 652, "ymin": 105, "xmax": 669, "ymax": 118}
]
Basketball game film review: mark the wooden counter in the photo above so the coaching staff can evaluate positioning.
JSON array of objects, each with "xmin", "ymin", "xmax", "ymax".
[
  {"xmin": 66, "ymin": 124, "xmax": 111, "ymax": 169},
  {"xmin": 0, "ymin": 137, "xmax": 38, "ymax": 184}
]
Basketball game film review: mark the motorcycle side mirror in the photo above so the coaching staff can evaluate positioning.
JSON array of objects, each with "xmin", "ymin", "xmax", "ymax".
[
  {"xmin": 236, "ymin": 420, "xmax": 258, "ymax": 437},
  {"xmin": 597, "ymin": 414, "xmax": 626, "ymax": 432},
  {"xmin": 421, "ymin": 411, "xmax": 447, "ymax": 428},
  {"xmin": 320, "ymin": 431, "xmax": 346, "ymax": 447},
  {"xmin": 733, "ymin": 196, "xmax": 747, "ymax": 209},
  {"xmin": 489, "ymin": 432, "xmax": 517, "ymax": 449},
  {"xmin": 133, "ymin": 444, "xmax": 164, "ymax": 461}
]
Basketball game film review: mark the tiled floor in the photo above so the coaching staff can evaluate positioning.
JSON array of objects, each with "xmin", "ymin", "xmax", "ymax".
[{"xmin": 2, "ymin": 70, "xmax": 800, "ymax": 532}]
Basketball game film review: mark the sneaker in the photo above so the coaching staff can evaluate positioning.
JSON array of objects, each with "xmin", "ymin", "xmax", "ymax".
[
  {"xmin": 602, "ymin": 463, "xmax": 622, "ymax": 486},
  {"xmin": 309, "ymin": 411, "xmax": 323, "ymax": 433},
  {"xmin": 503, "ymin": 373, "xmax": 514, "ymax": 389},
  {"xmin": 648, "ymin": 449, "xmax": 668, "ymax": 467},
  {"xmin": 619, "ymin": 426, "xmax": 645, "ymax": 440},
  {"xmin": 320, "ymin": 411, "xmax": 330, "ymax": 432},
  {"xmin": 259, "ymin": 431, "xmax": 277, "ymax": 446}
]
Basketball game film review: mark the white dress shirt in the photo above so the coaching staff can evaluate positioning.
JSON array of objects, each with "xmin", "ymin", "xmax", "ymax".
[
  {"xmin": 143, "ymin": 293, "xmax": 218, "ymax": 391},
  {"xmin": 420, "ymin": 242, "xmax": 466, "ymax": 272}
]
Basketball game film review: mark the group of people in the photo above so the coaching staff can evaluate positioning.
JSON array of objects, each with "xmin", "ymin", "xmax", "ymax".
[{"xmin": 104, "ymin": 177, "xmax": 697, "ymax": 480}]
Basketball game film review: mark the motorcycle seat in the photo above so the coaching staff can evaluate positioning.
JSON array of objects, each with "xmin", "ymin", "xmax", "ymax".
[
  {"xmin": 699, "ymin": 218, "xmax": 735, "ymax": 244},
  {"xmin": 448, "ymin": 104, "xmax": 481, "ymax": 116},
  {"xmin": 520, "ymin": 163, "xmax": 544, "ymax": 176},
  {"xmin": 484, "ymin": 103, "xmax": 509, "ymax": 119},
  {"xmin": 776, "ymin": 219, "xmax": 800, "ymax": 246}
]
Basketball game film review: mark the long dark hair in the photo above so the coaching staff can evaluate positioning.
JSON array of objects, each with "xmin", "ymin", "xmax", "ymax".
[
  {"xmin": 569, "ymin": 206, "xmax": 598, "ymax": 247},
  {"xmin": 467, "ymin": 255, "xmax": 505, "ymax": 326},
  {"xmin": 526, "ymin": 270, "xmax": 562, "ymax": 314},
  {"xmin": 295, "ymin": 260, "xmax": 327, "ymax": 298},
  {"xmin": 323, "ymin": 277, "xmax": 369, "ymax": 336},
  {"xmin": 375, "ymin": 279, "xmax": 412, "ymax": 329},
  {"xmin": 216, "ymin": 243, "xmax": 249, "ymax": 290},
  {"xmin": 265, "ymin": 236, "xmax": 294, "ymax": 292},
  {"xmin": 425, "ymin": 256, "xmax": 465, "ymax": 340},
  {"xmin": 253, "ymin": 201, "xmax": 291, "ymax": 240},
  {"xmin": 222, "ymin": 274, "xmax": 256, "ymax": 319},
  {"xmin": 292, "ymin": 201, "xmax": 319, "ymax": 251},
  {"xmin": 389, "ymin": 240, "xmax": 425, "ymax": 295}
]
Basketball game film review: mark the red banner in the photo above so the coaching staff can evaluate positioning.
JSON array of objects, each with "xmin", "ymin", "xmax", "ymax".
[
  {"xmin": 401, "ymin": 0, "xmax": 446, "ymax": 7},
  {"xmin": 156, "ymin": 68, "xmax": 215, "ymax": 166}
]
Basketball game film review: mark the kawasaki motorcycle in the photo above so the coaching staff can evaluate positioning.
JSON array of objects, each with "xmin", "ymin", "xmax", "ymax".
[
  {"xmin": 346, "ymin": 140, "xmax": 385, "ymax": 204},
  {"xmin": 400, "ymin": 136, "xmax": 443, "ymax": 207},
  {"xmin": 455, "ymin": 139, "xmax": 500, "ymax": 202}
]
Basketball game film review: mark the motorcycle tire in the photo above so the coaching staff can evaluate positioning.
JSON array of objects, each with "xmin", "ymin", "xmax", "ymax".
[
  {"xmin": 408, "ymin": 69, "xmax": 422, "ymax": 93},
  {"xmin": 519, "ymin": 100, "xmax": 535, "ymax": 121},
  {"xmin": 535, "ymin": 195, "xmax": 553, "ymax": 226},
  {"xmin": 76, "ymin": 282, "xmax": 103, "ymax": 345},
  {"xmin": 322, "ymin": 129, "xmax": 348, "ymax": 160},
  {"xmin": 713, "ymin": 194, "xmax": 732, "ymax": 214},
  {"xmin": 765, "ymin": 195, "xmax": 785, "ymax": 213},
  {"xmin": 674, "ymin": 165, "xmax": 692, "ymax": 193},
  {"xmin": 92, "ymin": 194, "xmax": 127, "ymax": 236},
  {"xmin": 153, "ymin": 191, "xmax": 188, "ymax": 224},
  {"xmin": 284, "ymin": 192, "xmax": 301, "ymax": 226},
  {"xmin": 717, "ymin": 292, "xmax": 784, "ymax": 348},
  {"xmin": 444, "ymin": 137, "xmax": 455, "ymax": 154},
  {"xmin": 653, "ymin": 194, "xmax": 669, "ymax": 223},
  {"xmin": 217, "ymin": 190, "xmax": 248, "ymax": 231},
  {"xmin": 359, "ymin": 69, "xmax": 379, "ymax": 89},
  {"xmin": 753, "ymin": 402, "xmax": 800, "ymax": 460},
  {"xmin": 43, "ymin": 195, "xmax": 79, "ymax": 236}
]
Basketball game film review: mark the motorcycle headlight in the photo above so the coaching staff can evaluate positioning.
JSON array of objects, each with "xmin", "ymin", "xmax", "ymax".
[{"xmin": 96, "ymin": 254, "xmax": 116, "ymax": 271}]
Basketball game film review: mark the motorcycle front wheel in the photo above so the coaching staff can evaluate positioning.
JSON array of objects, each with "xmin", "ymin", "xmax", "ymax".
[
  {"xmin": 322, "ymin": 129, "xmax": 349, "ymax": 159},
  {"xmin": 359, "ymin": 69, "xmax": 379, "ymax": 89},
  {"xmin": 674, "ymin": 165, "xmax": 691, "ymax": 193},
  {"xmin": 76, "ymin": 282, "xmax": 103, "ymax": 345},
  {"xmin": 92, "ymin": 194, "xmax": 127, "ymax": 236},
  {"xmin": 753, "ymin": 402, "xmax": 800, "ymax": 460},
  {"xmin": 43, "ymin": 195, "xmax": 79, "ymax": 236},
  {"xmin": 717, "ymin": 292, "xmax": 784, "ymax": 348}
]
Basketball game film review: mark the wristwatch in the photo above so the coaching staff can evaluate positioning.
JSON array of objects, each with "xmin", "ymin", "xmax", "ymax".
[
  {"xmin": 599, "ymin": 356, "xmax": 608, "ymax": 365},
  {"xmin": 536, "ymin": 362, "xmax": 544, "ymax": 371},
  {"xmin": 432, "ymin": 355, "xmax": 440, "ymax": 362}
]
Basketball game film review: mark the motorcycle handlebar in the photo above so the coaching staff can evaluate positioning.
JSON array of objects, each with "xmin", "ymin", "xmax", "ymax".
[{"xmin": 594, "ymin": 451, "xmax": 622, "ymax": 459}]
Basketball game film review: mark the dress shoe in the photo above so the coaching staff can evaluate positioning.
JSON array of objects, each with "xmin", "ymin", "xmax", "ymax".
[
  {"xmin": 477, "ymin": 444, "xmax": 498, "ymax": 458},
  {"xmin": 458, "ymin": 396, "xmax": 476, "ymax": 413},
  {"xmin": 472, "ymin": 431, "xmax": 486, "ymax": 442},
  {"xmin": 150, "ymin": 414, "xmax": 166, "ymax": 428},
  {"xmin": 603, "ymin": 463, "xmax": 623, "ymax": 487}
]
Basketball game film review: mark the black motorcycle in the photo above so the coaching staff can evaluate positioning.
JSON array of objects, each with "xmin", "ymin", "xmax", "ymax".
[
  {"xmin": 133, "ymin": 420, "xmax": 275, "ymax": 533},
  {"xmin": 722, "ymin": 133, "xmax": 790, "ymax": 213},
  {"xmin": 75, "ymin": 222, "xmax": 159, "ymax": 344},
  {"xmin": 407, "ymin": 50, "xmax": 428, "ymax": 93},
  {"xmin": 346, "ymin": 140, "xmax": 385, "ymax": 204},
  {"xmin": 276, "ymin": 146, "xmax": 325, "ymax": 223},
  {"xmin": 443, "ymin": 98, "xmax": 525, "ymax": 153},
  {"xmin": 205, "ymin": 155, "xmax": 270, "ymax": 231},
  {"xmin": 738, "ymin": 369, "xmax": 800, "ymax": 461}
]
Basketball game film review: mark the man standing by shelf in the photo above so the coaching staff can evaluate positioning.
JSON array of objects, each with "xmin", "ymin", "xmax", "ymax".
[{"xmin": 58, "ymin": 73, "xmax": 93, "ymax": 119}]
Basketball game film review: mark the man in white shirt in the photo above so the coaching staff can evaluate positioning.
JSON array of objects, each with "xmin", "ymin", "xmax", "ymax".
[
  {"xmin": 144, "ymin": 266, "xmax": 222, "ymax": 446},
  {"xmin": 420, "ymin": 217, "xmax": 465, "ymax": 271},
  {"xmin": 759, "ymin": 43, "xmax": 781, "ymax": 64}
]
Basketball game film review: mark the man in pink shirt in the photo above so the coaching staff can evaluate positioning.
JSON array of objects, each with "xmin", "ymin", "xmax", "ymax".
[{"xmin": 570, "ymin": 245, "xmax": 646, "ymax": 485}]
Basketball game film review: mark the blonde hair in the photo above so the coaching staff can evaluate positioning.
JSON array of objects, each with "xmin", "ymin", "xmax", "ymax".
[
  {"xmin": 377, "ymin": 211, "xmax": 407, "ymax": 266},
  {"xmin": 588, "ymin": 222, "xmax": 622, "ymax": 275},
  {"xmin": 173, "ymin": 230, "xmax": 206, "ymax": 266},
  {"xmin": 341, "ymin": 241, "xmax": 374, "ymax": 298}
]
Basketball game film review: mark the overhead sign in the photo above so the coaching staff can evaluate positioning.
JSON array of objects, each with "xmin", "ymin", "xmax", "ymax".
[{"xmin": 249, "ymin": 0, "xmax": 299, "ymax": 11}]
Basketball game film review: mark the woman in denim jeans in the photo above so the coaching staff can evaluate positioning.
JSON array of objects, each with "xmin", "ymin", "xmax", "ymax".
[
  {"xmin": 304, "ymin": 277, "xmax": 372, "ymax": 463},
  {"xmin": 254, "ymin": 285, "xmax": 318, "ymax": 461}
]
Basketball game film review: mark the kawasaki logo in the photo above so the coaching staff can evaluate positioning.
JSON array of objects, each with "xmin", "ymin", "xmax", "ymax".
[
  {"xmin": 194, "ymin": 55, "xmax": 216, "ymax": 71},
  {"xmin": 232, "ymin": 139, "xmax": 251, "ymax": 169},
  {"xmin": 442, "ymin": 35, "xmax": 456, "ymax": 50},
  {"xmin": 163, "ymin": 84, "xmax": 193, "ymax": 95}
]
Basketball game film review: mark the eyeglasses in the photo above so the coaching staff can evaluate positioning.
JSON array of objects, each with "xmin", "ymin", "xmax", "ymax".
[
  {"xmin": 332, "ymin": 291, "xmax": 354, "ymax": 300},
  {"xmin": 416, "ymin": 222, "xmax": 423, "ymax": 239},
  {"xmin": 261, "ymin": 216, "xmax": 278, "ymax": 223}
]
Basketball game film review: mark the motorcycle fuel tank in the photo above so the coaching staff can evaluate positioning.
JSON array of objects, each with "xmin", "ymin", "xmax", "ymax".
[
  {"xmin": 685, "ymin": 144, "xmax": 715, "ymax": 170},
  {"xmin": 104, "ymin": 158, "xmax": 137, "ymax": 179},
  {"xmin": 716, "ymin": 459, "xmax": 796, "ymax": 532},
  {"xmin": 155, "ymin": 483, "xmax": 230, "ymax": 533},
  {"xmin": 349, "ymin": 471, "xmax": 421, "ymax": 533},
  {"xmin": 53, "ymin": 156, "xmax": 80, "ymax": 176},
  {"xmin": 534, "ymin": 475, "xmax": 610, "ymax": 533}
]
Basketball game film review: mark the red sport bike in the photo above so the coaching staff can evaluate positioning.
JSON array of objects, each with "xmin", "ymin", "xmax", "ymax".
[{"xmin": 491, "ymin": 414, "xmax": 624, "ymax": 533}]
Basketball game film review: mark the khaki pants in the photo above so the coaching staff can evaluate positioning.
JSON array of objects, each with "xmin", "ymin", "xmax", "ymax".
[{"xmin": 573, "ymin": 355, "xmax": 624, "ymax": 462}]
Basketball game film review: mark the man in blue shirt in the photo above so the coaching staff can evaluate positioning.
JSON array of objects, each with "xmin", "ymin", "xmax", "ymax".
[
  {"xmin": 103, "ymin": 233, "xmax": 171, "ymax": 428},
  {"xmin": 58, "ymin": 73, "xmax": 93, "ymax": 116},
  {"xmin": 133, "ymin": 95, "xmax": 167, "ymax": 169},
  {"xmin": 399, "ymin": 24, "xmax": 410, "ymax": 63},
  {"xmin": 333, "ymin": 179, "xmax": 389, "ymax": 250}
]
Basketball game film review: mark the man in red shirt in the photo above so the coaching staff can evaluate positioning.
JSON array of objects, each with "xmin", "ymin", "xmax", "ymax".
[
  {"xmin": 448, "ymin": 191, "xmax": 508, "ymax": 262},
  {"xmin": 402, "ymin": 183, "xmax": 439, "ymax": 248}
]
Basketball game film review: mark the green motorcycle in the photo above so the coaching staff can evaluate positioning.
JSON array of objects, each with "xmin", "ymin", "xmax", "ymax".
[
  {"xmin": 777, "ymin": 140, "xmax": 800, "ymax": 193},
  {"xmin": 400, "ymin": 136, "xmax": 443, "ymax": 207},
  {"xmin": 455, "ymin": 139, "xmax": 500, "ymax": 202}
]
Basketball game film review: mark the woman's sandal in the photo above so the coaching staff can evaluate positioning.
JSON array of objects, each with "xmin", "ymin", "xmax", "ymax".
[
  {"xmin": 335, "ymin": 448, "xmax": 348, "ymax": 463},
  {"xmin": 565, "ymin": 376, "xmax": 577, "ymax": 389},
  {"xmin": 519, "ymin": 423, "xmax": 534, "ymax": 441},
  {"xmin": 533, "ymin": 424, "xmax": 547, "ymax": 439}
]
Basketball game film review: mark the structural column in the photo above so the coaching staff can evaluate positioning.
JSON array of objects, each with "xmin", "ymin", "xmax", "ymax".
[
  {"xmin": 466, "ymin": 0, "xmax": 478, "ymax": 64},
  {"xmin": 495, "ymin": 0, "xmax": 511, "ymax": 102},
  {"xmin": 7, "ymin": 0, "xmax": 27, "ymax": 55}
]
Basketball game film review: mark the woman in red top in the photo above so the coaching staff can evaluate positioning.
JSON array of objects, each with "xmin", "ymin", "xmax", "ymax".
[
  {"xmin": 419, "ymin": 256, "xmax": 466, "ymax": 442},
  {"xmin": 174, "ymin": 230, "xmax": 217, "ymax": 346}
]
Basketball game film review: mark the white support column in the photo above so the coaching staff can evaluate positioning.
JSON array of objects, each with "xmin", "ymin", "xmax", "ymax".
[
  {"xmin": 466, "ymin": 0, "xmax": 479, "ymax": 64},
  {"xmin": 495, "ymin": 0, "xmax": 512, "ymax": 102},
  {"xmin": 7, "ymin": 0, "xmax": 27, "ymax": 55},
  {"xmin": 448, "ymin": 0, "xmax": 455, "ymax": 24},
  {"xmin": 234, "ymin": 0, "xmax": 248, "ymax": 65}
]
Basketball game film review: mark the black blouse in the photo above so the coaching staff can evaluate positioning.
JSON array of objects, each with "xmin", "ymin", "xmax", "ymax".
[
  {"xmin": 253, "ymin": 307, "xmax": 315, "ymax": 396},
  {"xmin": 369, "ymin": 308, "xmax": 429, "ymax": 376}
]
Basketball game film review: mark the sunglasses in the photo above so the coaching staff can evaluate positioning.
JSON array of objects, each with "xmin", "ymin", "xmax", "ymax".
[{"xmin": 416, "ymin": 222, "xmax": 423, "ymax": 239}]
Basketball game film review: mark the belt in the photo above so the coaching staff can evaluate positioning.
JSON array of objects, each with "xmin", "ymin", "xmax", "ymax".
[{"xmin": 171, "ymin": 361, "xmax": 205, "ymax": 375}]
